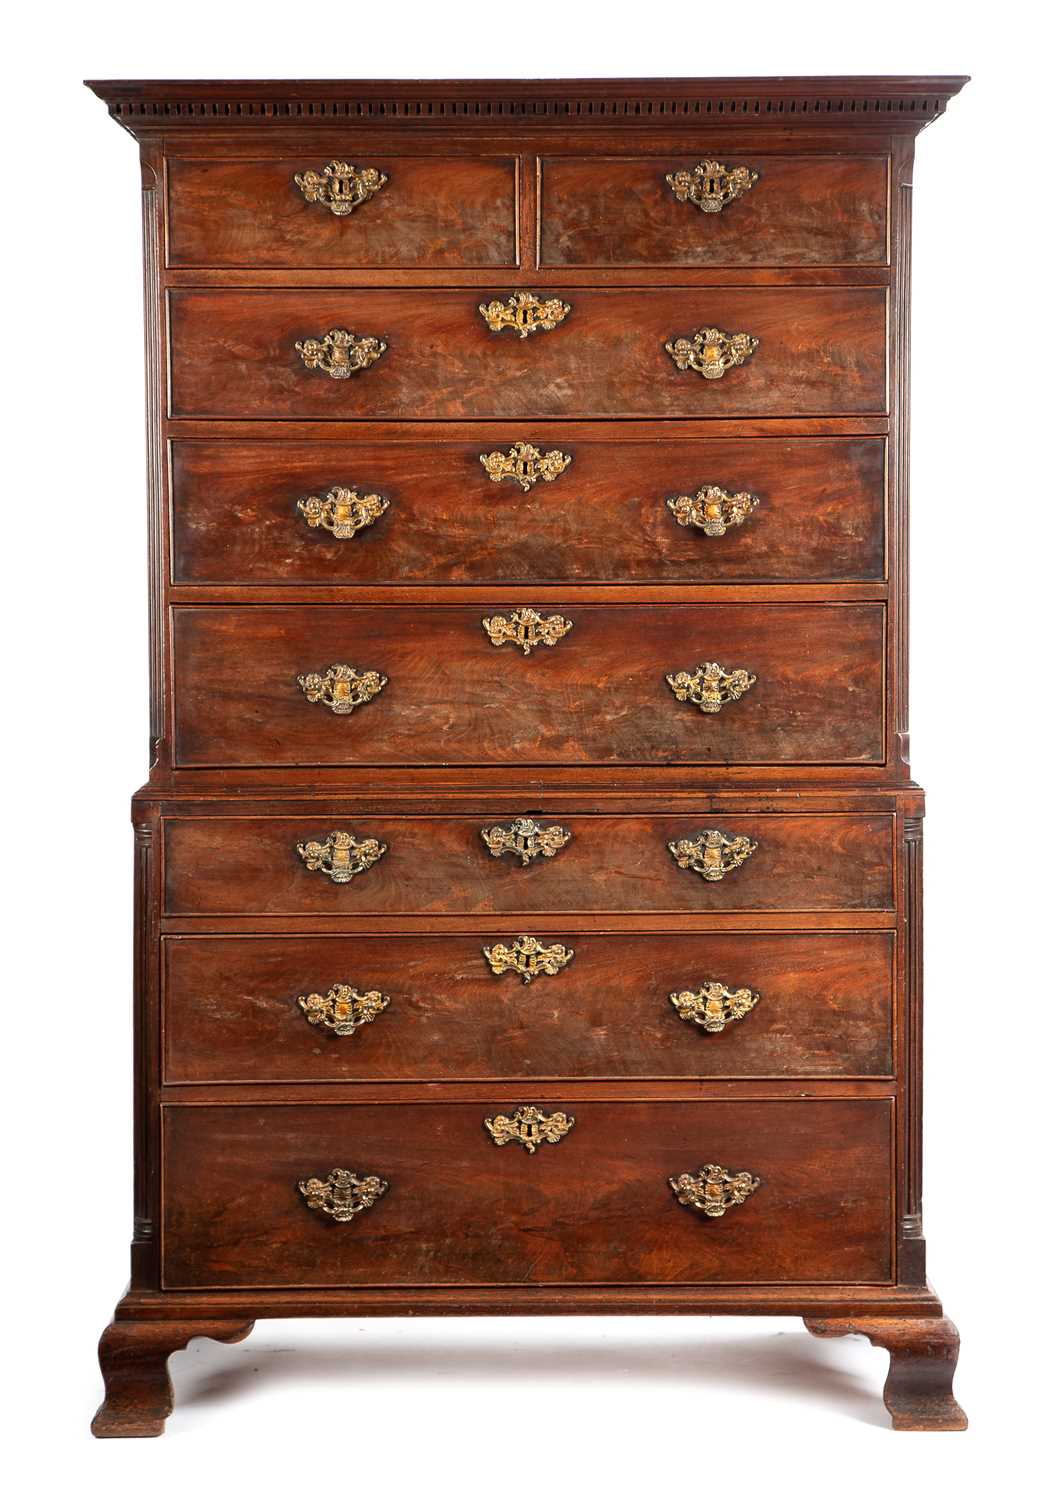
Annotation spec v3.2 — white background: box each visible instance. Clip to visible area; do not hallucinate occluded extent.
[4,1,1059,1490]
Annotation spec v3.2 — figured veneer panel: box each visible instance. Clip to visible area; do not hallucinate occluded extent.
[161,1098,894,1288]
[167,286,887,419]
[167,155,518,269]
[162,813,895,916]
[171,603,885,767]
[170,435,886,586]
[540,154,888,267]
[162,930,895,1083]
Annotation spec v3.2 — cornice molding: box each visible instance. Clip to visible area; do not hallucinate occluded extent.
[86,76,969,138]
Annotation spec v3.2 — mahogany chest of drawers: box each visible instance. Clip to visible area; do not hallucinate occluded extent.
[87,75,968,1435]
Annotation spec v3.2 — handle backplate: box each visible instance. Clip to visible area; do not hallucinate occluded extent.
[668,828,758,882]
[666,326,758,380]
[296,830,387,884]
[298,1167,388,1221]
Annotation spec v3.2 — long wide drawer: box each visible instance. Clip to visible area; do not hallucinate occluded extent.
[167,154,519,269]
[168,286,887,419]
[162,930,894,1083]
[163,813,895,916]
[161,1099,894,1287]
[170,435,886,586]
[171,603,885,768]
[539,153,889,268]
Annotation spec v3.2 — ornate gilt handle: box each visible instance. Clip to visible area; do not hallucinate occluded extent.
[669,1163,760,1218]
[296,328,387,379]
[668,828,758,882]
[298,1167,388,1221]
[298,983,390,1037]
[484,1105,575,1153]
[294,161,388,215]
[297,663,388,715]
[298,486,389,539]
[296,830,387,884]
[481,818,571,865]
[666,327,758,380]
[667,484,759,538]
[665,159,759,213]
[670,980,760,1033]
[482,935,574,984]
[482,608,572,654]
[479,291,571,337]
[666,661,757,714]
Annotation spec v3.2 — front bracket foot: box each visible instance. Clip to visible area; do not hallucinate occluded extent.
[92,1318,255,1437]
[805,1315,967,1431]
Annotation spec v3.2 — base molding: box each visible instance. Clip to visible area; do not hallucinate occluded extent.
[93,1288,962,1435]
[114,1283,944,1321]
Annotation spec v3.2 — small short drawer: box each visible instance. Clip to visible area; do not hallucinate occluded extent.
[539,153,889,267]
[171,602,885,768]
[166,154,518,268]
[161,1098,894,1288]
[162,929,895,1084]
[162,812,895,916]
[170,435,886,586]
[168,286,887,420]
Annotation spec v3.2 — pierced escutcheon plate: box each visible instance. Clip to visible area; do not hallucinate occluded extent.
[668,828,758,882]
[667,484,760,538]
[298,983,390,1037]
[298,1167,389,1221]
[482,608,573,654]
[482,935,574,984]
[669,1163,761,1218]
[665,159,759,213]
[296,830,388,884]
[483,1105,575,1153]
[670,980,760,1034]
[480,818,572,865]
[665,326,759,380]
[478,290,572,337]
[479,443,572,492]
[666,660,757,714]
[294,161,388,215]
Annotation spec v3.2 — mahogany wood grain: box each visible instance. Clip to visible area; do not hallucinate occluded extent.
[167,155,518,268]
[161,930,894,1083]
[162,812,895,916]
[171,603,885,767]
[168,286,887,420]
[540,154,888,267]
[170,435,886,586]
[161,1098,894,1288]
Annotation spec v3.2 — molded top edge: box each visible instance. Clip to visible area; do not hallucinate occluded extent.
[85,76,969,138]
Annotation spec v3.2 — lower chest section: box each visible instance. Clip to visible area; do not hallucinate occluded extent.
[161,1097,894,1288]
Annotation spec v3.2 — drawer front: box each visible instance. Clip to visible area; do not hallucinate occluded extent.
[163,814,894,916]
[171,436,886,586]
[163,931,894,1084]
[172,603,885,768]
[161,1099,894,1287]
[169,287,887,419]
[167,155,518,268]
[541,153,888,267]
